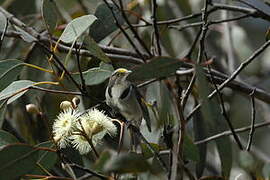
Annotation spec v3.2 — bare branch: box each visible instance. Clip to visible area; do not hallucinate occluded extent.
[195,121,270,145]
[246,89,256,151]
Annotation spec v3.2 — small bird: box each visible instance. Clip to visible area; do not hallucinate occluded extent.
[105,68,151,132]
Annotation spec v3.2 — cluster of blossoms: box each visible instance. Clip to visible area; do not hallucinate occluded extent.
[52,102,117,154]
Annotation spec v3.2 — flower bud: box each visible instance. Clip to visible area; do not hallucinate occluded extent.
[72,97,80,109]
[26,104,40,115]
[60,101,73,110]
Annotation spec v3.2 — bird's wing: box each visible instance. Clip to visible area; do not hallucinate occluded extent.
[132,84,152,132]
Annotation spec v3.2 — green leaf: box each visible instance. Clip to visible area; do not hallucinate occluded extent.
[263,163,270,179]
[0,59,24,91]
[196,65,232,177]
[183,135,199,162]
[31,141,57,174]
[141,143,160,159]
[0,102,7,128]
[0,11,7,32]
[193,110,207,178]
[104,152,151,173]
[73,63,113,86]
[158,82,176,127]
[238,151,259,173]
[0,144,39,179]
[94,150,112,172]
[59,15,97,43]
[0,130,19,149]
[127,56,183,82]
[266,28,270,41]
[215,137,232,177]
[14,26,37,43]
[89,3,124,42]
[84,36,111,63]
[198,176,225,180]
[42,0,58,34]
[0,80,35,104]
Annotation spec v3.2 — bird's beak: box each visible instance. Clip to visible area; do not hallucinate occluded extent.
[126,70,132,74]
[123,70,132,80]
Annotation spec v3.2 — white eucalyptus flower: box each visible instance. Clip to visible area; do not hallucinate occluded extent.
[70,108,117,154]
[53,108,78,148]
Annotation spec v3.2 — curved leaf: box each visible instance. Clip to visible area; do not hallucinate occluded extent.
[104,152,150,173]
[0,102,6,128]
[31,141,57,174]
[89,2,124,42]
[193,110,207,178]
[94,150,112,172]
[60,15,97,43]
[127,56,183,82]
[0,11,7,32]
[0,59,24,91]
[0,130,19,149]
[0,144,39,179]
[84,36,111,63]
[183,135,199,162]
[0,80,35,104]
[73,63,113,85]
[196,65,232,177]
[42,0,58,34]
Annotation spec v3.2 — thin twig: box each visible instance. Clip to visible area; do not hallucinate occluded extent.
[186,39,270,121]
[195,121,270,145]
[238,0,270,18]
[174,76,186,180]
[118,0,152,57]
[38,42,86,95]
[185,28,202,59]
[29,86,82,95]
[75,42,86,92]
[102,0,147,61]
[69,163,108,179]
[24,174,73,180]
[246,89,256,151]
[207,65,243,150]
[77,0,88,14]
[151,0,162,56]
[0,18,8,52]
[128,125,168,173]
[180,29,202,108]
[212,3,270,21]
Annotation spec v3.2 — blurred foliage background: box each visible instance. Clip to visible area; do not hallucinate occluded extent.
[0,0,270,179]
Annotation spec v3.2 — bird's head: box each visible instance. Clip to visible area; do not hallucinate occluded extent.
[110,68,132,85]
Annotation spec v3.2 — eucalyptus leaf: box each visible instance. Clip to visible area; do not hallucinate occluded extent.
[193,110,207,178]
[0,130,19,149]
[0,80,35,104]
[263,163,270,179]
[127,56,183,82]
[0,59,24,91]
[14,26,37,43]
[84,36,111,63]
[89,2,124,42]
[94,150,112,172]
[141,143,160,159]
[72,63,113,86]
[0,144,39,179]
[104,152,151,173]
[183,135,199,162]
[0,102,6,128]
[196,65,232,177]
[0,11,7,32]
[31,141,57,174]
[238,151,259,173]
[42,0,58,34]
[266,28,270,41]
[60,15,97,43]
